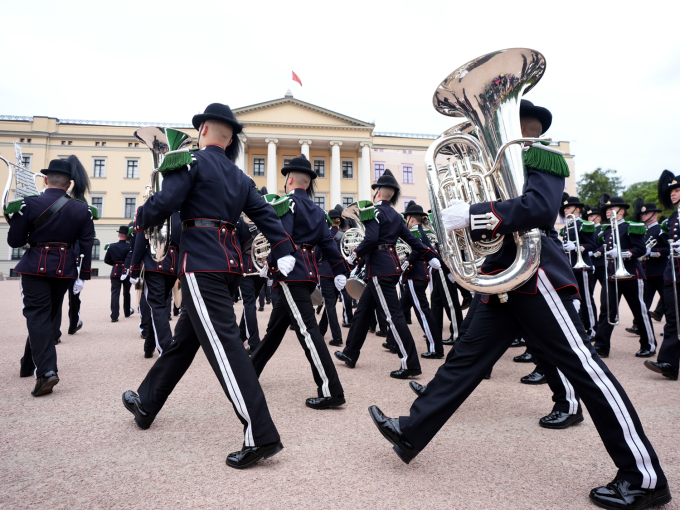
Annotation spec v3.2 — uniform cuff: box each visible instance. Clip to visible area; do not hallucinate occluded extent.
[469,203,501,242]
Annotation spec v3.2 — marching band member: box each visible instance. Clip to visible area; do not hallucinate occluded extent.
[122,103,295,469]
[583,204,606,332]
[6,156,94,396]
[369,100,670,509]
[593,195,656,357]
[334,169,440,378]
[645,170,680,381]
[317,205,345,346]
[105,226,134,322]
[250,155,349,409]
[129,212,182,356]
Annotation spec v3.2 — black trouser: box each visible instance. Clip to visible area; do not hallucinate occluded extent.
[251,281,344,398]
[399,271,666,491]
[339,288,354,324]
[644,275,665,315]
[594,278,656,355]
[658,282,680,369]
[318,277,343,342]
[592,265,606,330]
[406,279,442,354]
[343,275,421,370]
[54,284,82,337]
[400,283,412,323]
[431,270,463,342]
[239,275,266,349]
[144,271,177,355]
[19,275,71,377]
[137,272,279,447]
[258,281,271,308]
[110,277,131,320]
[575,269,597,332]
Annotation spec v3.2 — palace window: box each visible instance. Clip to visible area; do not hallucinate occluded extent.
[125,159,139,179]
[124,197,137,219]
[92,239,101,260]
[11,247,24,260]
[342,160,353,179]
[374,163,385,181]
[21,156,31,170]
[253,158,265,177]
[93,159,106,178]
[402,165,414,184]
[314,159,325,178]
[314,196,326,210]
[91,197,103,218]
[283,159,292,166]
[342,195,354,208]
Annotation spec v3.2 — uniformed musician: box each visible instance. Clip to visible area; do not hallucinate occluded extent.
[335,169,441,378]
[122,103,295,469]
[250,155,349,409]
[6,156,95,396]
[317,205,345,346]
[105,226,134,322]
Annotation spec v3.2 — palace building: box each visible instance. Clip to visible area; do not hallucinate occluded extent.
[0,92,576,277]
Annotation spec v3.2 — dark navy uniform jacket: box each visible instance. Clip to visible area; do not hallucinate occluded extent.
[268,188,348,287]
[236,218,262,276]
[560,218,598,270]
[663,212,679,282]
[130,212,182,278]
[599,219,646,280]
[316,225,339,279]
[135,145,294,275]
[468,169,579,297]
[7,188,95,280]
[354,200,435,279]
[404,224,435,282]
[642,222,668,278]
[105,240,131,278]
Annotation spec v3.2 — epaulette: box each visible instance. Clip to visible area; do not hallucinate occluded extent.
[128,226,134,236]
[356,200,376,222]
[3,195,35,216]
[270,194,292,217]
[627,222,646,235]
[523,143,570,178]
[559,227,565,236]
[661,219,669,235]
[104,244,110,250]
[597,232,604,245]
[410,226,422,239]
[74,198,100,220]
[262,193,280,204]
[158,150,197,174]
[580,221,596,233]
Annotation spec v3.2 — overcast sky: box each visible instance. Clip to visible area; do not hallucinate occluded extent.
[1,1,678,188]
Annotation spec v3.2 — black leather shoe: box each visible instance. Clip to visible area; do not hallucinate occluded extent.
[390,368,422,379]
[461,295,472,310]
[368,327,376,333]
[32,371,59,397]
[421,351,444,359]
[144,352,153,359]
[539,410,584,429]
[342,322,351,328]
[635,348,655,358]
[649,311,662,322]
[316,305,323,315]
[382,343,398,354]
[368,405,419,464]
[111,318,119,323]
[376,330,388,337]
[596,349,609,358]
[405,319,412,325]
[409,381,426,396]
[644,361,679,380]
[329,338,343,347]
[68,320,83,335]
[122,390,156,430]
[442,337,455,346]
[509,338,526,348]
[54,337,61,345]
[128,308,135,316]
[306,394,345,409]
[483,371,491,380]
[513,350,533,363]
[625,325,641,336]
[589,478,671,510]
[520,369,547,385]
[334,351,355,368]
[258,306,264,311]
[226,440,284,469]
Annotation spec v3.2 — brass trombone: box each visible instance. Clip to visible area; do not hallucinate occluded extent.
[604,211,633,325]
[564,214,590,270]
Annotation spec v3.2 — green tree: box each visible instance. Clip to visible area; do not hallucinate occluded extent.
[576,168,624,206]
[622,180,674,219]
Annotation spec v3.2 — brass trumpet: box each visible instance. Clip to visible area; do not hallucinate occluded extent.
[563,214,590,270]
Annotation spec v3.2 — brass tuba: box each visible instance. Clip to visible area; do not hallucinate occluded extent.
[2,142,42,217]
[134,127,192,262]
[426,48,549,301]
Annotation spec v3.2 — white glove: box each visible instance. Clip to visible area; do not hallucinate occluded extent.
[672,240,680,255]
[588,251,594,257]
[130,277,139,285]
[606,246,618,259]
[563,240,576,252]
[73,278,84,294]
[428,258,442,270]
[267,278,273,287]
[645,247,652,258]
[334,274,347,291]
[592,251,602,258]
[347,251,357,266]
[120,270,129,281]
[447,273,456,284]
[650,251,661,258]
[259,265,268,279]
[621,251,632,259]
[442,200,470,232]
[401,261,410,272]
[277,254,296,277]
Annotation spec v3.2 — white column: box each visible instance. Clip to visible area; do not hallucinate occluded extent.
[299,139,312,159]
[265,138,278,193]
[329,141,343,209]
[359,142,372,201]
[235,134,246,173]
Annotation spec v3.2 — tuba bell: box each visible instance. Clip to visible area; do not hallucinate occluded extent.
[134,127,193,263]
[2,142,42,219]
[426,48,549,301]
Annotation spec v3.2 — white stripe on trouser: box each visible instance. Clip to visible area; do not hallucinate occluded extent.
[239,287,250,340]
[373,277,408,370]
[536,271,657,489]
[143,282,163,356]
[439,270,458,340]
[582,270,595,328]
[556,368,579,415]
[186,273,255,446]
[408,280,435,352]
[280,282,330,397]
[637,279,656,350]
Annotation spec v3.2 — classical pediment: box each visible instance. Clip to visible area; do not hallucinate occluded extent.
[234,97,374,130]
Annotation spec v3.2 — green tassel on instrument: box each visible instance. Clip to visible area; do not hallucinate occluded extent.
[524,146,570,178]
[158,151,194,174]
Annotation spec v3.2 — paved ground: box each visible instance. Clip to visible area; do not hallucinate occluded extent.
[0,278,677,509]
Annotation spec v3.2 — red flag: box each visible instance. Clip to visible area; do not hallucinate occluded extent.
[292,71,302,87]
